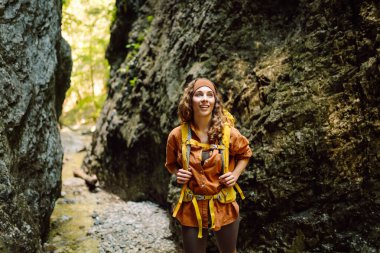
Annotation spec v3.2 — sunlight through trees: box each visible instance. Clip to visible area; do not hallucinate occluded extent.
[61,0,115,126]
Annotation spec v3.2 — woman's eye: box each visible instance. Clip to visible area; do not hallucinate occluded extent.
[194,92,213,97]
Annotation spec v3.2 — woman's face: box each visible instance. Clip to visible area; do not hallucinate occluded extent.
[192,86,215,118]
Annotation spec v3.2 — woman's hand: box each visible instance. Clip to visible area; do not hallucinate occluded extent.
[220,158,249,187]
[176,168,193,184]
[219,172,239,187]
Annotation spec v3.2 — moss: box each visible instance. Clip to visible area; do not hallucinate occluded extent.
[129,76,137,87]
[0,241,11,253]
[288,230,306,252]
[137,32,145,44]
[146,15,154,24]
[126,42,141,51]
[118,13,154,86]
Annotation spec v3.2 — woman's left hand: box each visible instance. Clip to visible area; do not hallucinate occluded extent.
[219,172,238,187]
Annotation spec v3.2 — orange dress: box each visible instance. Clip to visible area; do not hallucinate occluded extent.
[165,123,252,231]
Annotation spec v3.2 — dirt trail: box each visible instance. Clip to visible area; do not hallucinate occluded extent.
[44,127,180,253]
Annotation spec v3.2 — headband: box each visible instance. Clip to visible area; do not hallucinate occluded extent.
[193,78,216,94]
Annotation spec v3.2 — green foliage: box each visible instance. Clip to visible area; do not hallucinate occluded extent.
[110,5,118,25]
[123,39,143,76]
[60,94,107,126]
[126,43,141,51]
[146,15,154,24]
[62,0,71,8]
[60,0,114,126]
[129,77,137,87]
[118,15,154,87]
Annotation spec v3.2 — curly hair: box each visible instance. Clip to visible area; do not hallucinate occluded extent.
[178,78,226,144]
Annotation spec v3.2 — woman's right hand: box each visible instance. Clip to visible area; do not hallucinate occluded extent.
[176,168,193,184]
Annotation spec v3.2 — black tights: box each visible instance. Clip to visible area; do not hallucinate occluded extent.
[181,218,240,253]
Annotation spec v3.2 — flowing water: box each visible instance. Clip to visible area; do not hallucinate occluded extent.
[45,127,100,252]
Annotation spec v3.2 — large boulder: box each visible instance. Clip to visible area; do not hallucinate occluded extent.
[83,0,379,251]
[0,0,71,252]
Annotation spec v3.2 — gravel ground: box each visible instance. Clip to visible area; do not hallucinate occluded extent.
[89,201,180,253]
[46,127,180,253]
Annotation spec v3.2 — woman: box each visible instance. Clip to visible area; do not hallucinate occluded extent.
[165,78,252,253]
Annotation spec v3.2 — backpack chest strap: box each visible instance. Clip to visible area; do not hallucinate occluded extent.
[186,139,225,150]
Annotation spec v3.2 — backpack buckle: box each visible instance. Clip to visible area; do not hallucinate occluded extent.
[210,144,218,150]
[195,195,205,200]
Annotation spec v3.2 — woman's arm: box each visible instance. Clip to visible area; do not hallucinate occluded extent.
[165,128,193,184]
[219,158,249,187]
[165,130,180,174]
[219,127,252,187]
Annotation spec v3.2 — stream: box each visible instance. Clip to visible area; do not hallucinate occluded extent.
[44,127,180,253]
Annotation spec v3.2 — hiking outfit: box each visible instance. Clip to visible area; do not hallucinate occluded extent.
[165,123,252,237]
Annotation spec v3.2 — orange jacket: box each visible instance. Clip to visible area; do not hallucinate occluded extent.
[165,124,252,230]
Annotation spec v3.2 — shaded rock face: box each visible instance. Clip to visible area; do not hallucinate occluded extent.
[0,0,71,252]
[84,0,379,251]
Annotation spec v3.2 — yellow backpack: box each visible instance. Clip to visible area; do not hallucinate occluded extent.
[172,110,245,238]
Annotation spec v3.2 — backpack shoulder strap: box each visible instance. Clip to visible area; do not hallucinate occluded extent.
[221,124,246,200]
[173,123,192,218]
[181,123,192,171]
[223,109,235,126]
[221,124,231,174]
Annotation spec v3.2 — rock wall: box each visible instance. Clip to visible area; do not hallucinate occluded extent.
[83,0,379,251]
[0,0,71,252]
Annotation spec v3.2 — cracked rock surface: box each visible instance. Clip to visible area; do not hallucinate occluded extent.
[0,0,71,251]
[83,0,379,252]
